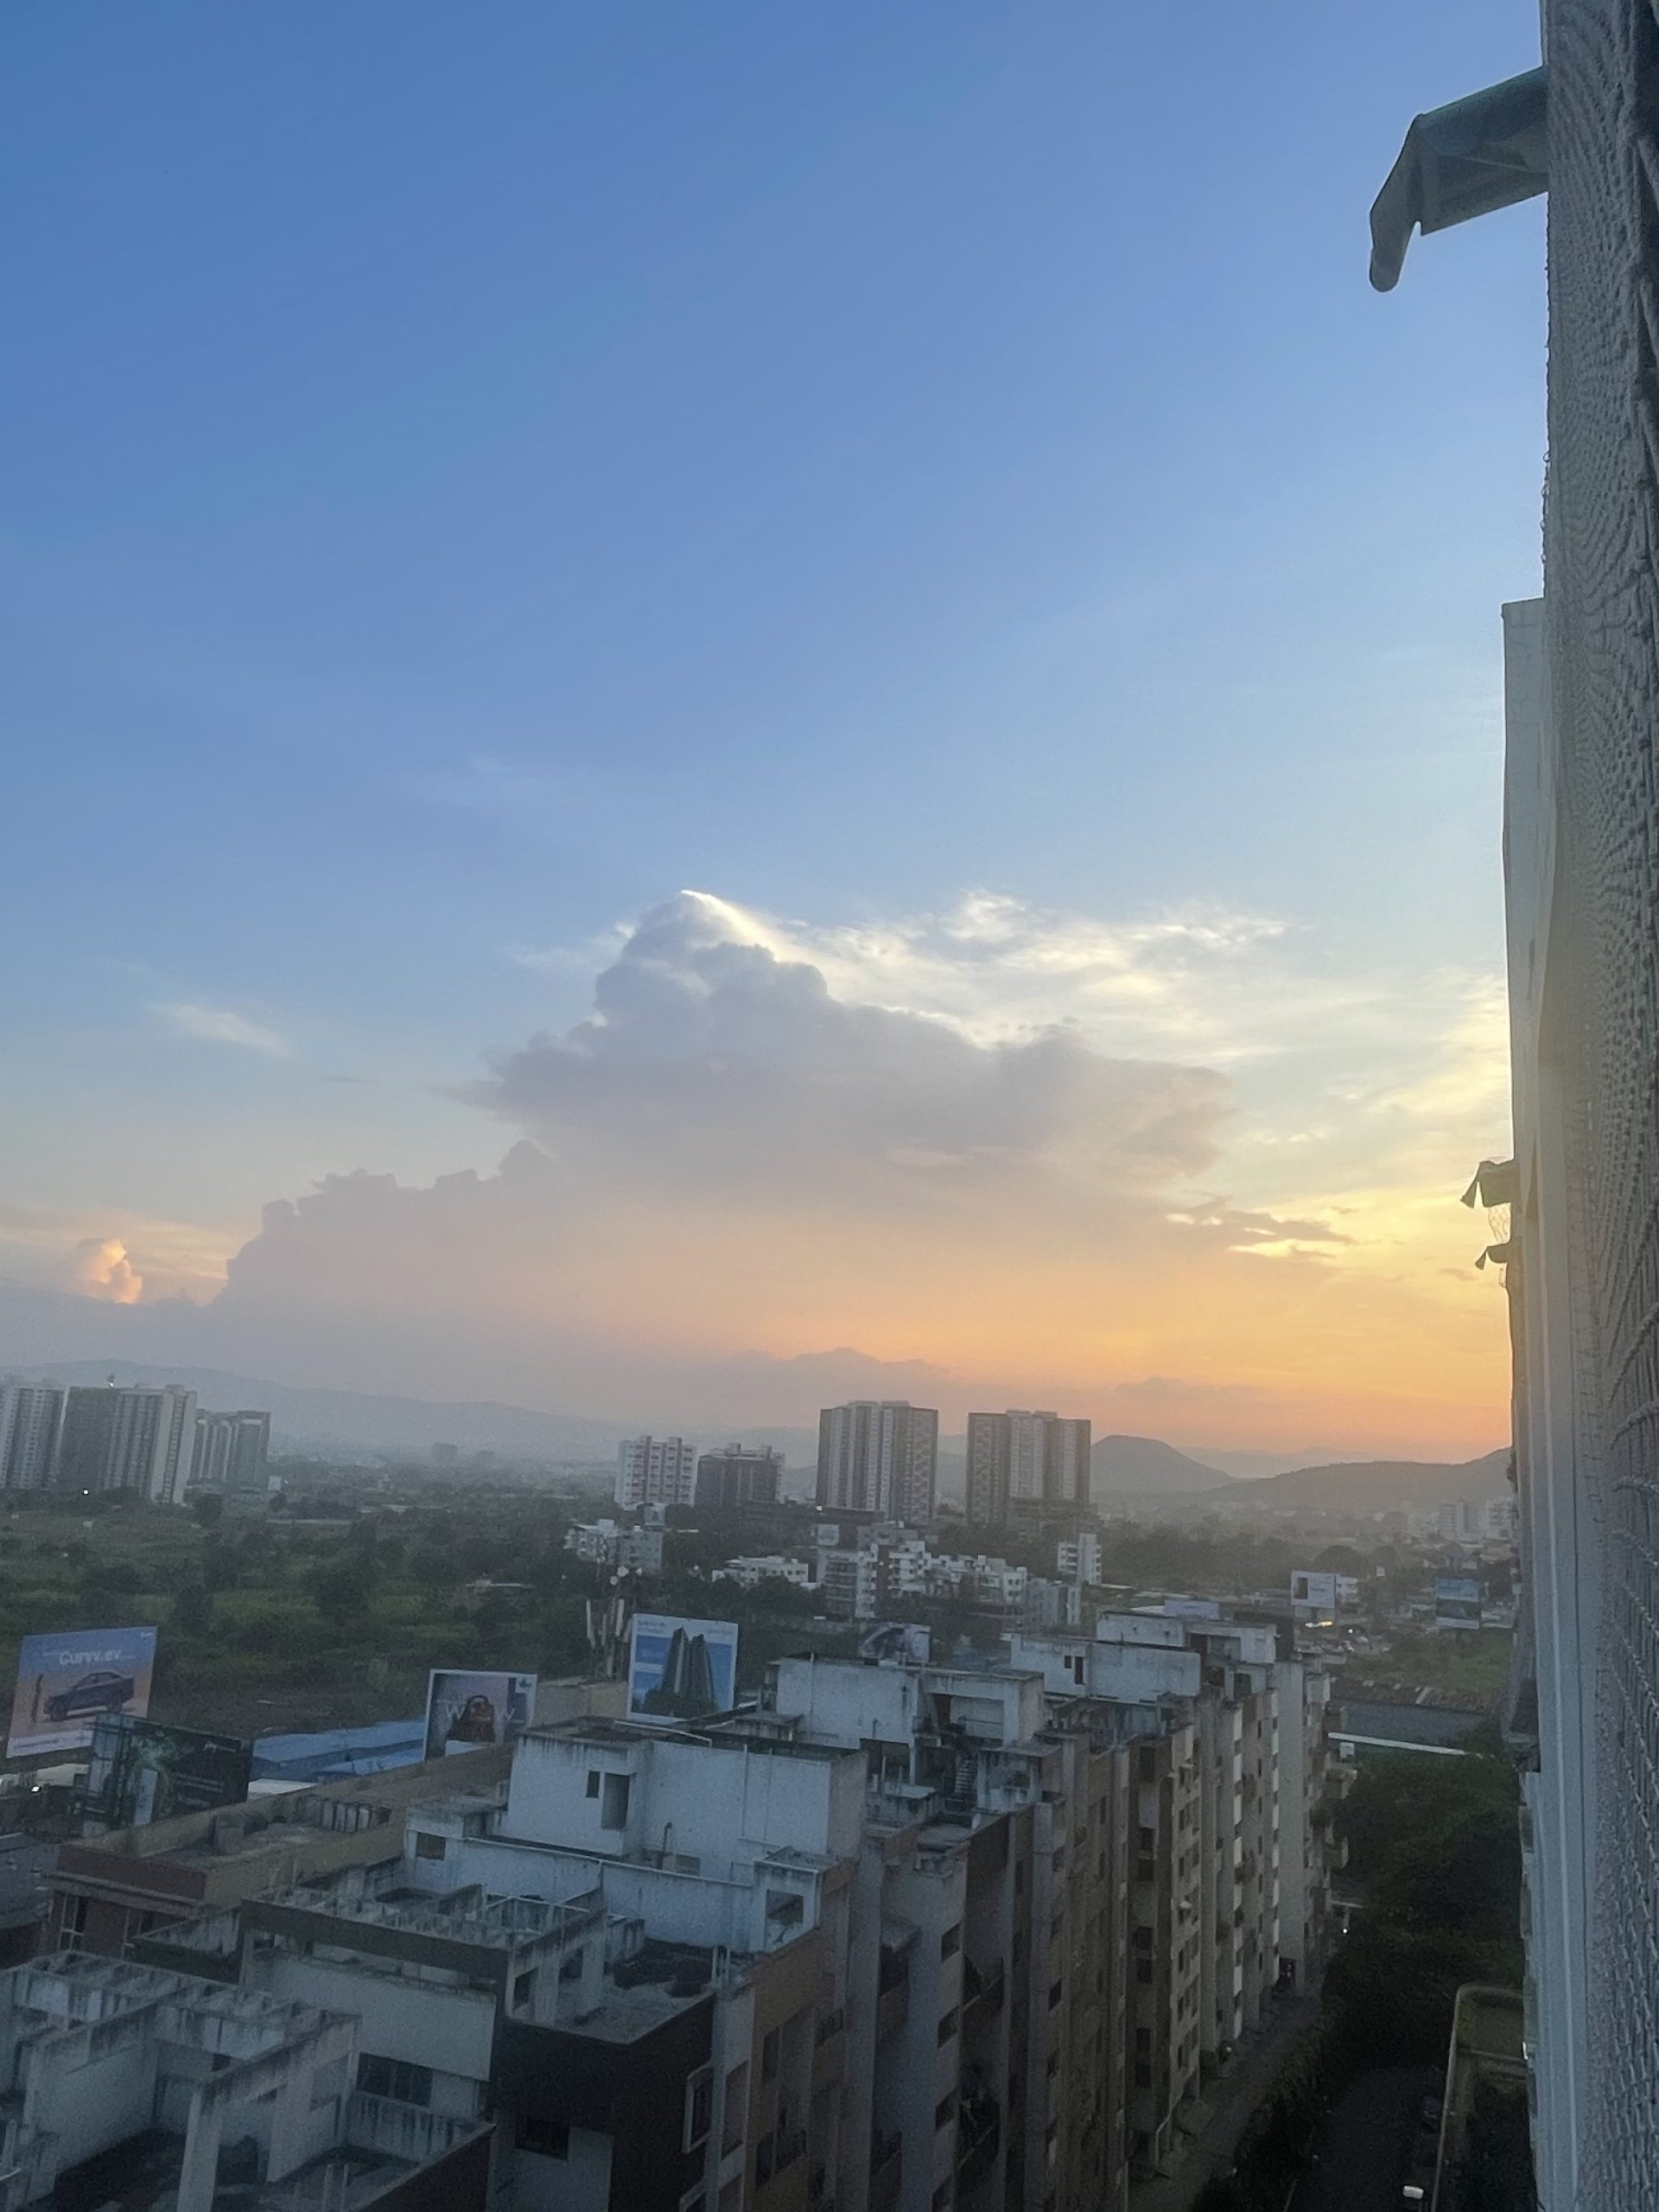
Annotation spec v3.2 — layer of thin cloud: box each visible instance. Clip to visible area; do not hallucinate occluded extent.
[10,888,1510,1454]
[153,1001,289,1056]
[178,888,1505,1452]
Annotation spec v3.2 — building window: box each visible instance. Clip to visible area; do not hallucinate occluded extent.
[512,1968,537,2012]
[517,2113,569,2159]
[586,1770,601,1798]
[1138,1749,1156,1783]
[1136,1960,1153,1986]
[932,2184,953,2210]
[357,2055,433,2107]
[941,1923,961,1958]
[755,2133,775,2187]
[684,2066,714,2151]
[935,2093,957,2130]
[414,1830,446,1861]
[1048,1979,1063,2010]
[722,2063,748,2153]
[601,1772,632,1831]
[761,2028,780,2083]
[60,1895,90,1948]
[938,2009,957,2045]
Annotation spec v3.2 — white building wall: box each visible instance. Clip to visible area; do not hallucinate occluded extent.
[1503,591,1593,2212]
[252,1955,494,2098]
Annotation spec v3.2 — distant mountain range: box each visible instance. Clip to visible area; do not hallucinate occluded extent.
[1090,1434,1229,1496]
[1217,1447,1512,1511]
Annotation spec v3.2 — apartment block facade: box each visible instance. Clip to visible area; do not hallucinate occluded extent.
[615,1435,698,1511]
[696,1445,785,1512]
[0,1383,63,1491]
[817,1403,938,1525]
[964,1414,1090,1530]
[54,1383,198,1502]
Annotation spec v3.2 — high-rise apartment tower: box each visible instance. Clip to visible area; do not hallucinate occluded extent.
[815,1400,938,1522]
[0,1382,65,1490]
[965,1408,1090,1526]
[614,1434,697,1510]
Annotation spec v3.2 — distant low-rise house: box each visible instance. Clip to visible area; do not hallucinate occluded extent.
[710,1554,811,1590]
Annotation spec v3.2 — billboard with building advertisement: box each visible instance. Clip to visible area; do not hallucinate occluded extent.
[1434,1576,1483,1631]
[626,1613,739,1724]
[6,1625,158,1758]
[423,1669,537,1759]
[857,1621,932,1664]
[1290,1572,1339,1615]
[77,1714,252,1834]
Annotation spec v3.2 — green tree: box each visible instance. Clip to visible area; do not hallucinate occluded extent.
[171,1579,216,1638]
[311,1549,378,1631]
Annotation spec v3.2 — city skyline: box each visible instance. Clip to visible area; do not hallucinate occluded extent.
[0,3,1543,1460]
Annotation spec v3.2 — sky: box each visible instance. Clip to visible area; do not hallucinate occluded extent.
[0,3,1546,1457]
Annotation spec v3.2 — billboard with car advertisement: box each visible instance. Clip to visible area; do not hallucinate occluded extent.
[6,1625,158,1758]
[76,1713,252,1834]
[423,1669,537,1759]
[626,1613,739,1724]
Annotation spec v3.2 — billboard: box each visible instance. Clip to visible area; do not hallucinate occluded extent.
[857,1621,931,1664]
[1434,1576,1483,1631]
[423,1669,537,1759]
[1291,1572,1338,1615]
[7,1625,158,1758]
[627,1613,739,1724]
[77,1714,251,1834]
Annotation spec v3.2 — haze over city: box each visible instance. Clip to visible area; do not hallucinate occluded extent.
[1,3,1545,1459]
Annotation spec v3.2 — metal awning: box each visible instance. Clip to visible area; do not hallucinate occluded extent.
[1370,67,1547,291]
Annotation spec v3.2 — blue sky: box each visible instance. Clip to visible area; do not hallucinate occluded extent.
[0,3,1544,1447]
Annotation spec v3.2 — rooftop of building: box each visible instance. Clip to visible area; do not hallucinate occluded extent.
[528,1714,855,1766]
[249,1718,427,1779]
[250,1873,605,1953]
[54,1746,512,1876]
[2,1954,486,2212]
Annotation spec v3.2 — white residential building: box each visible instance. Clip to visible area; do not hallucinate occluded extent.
[54,1383,197,1503]
[816,1402,938,1523]
[565,1518,665,1576]
[711,1554,812,1591]
[0,1383,63,1491]
[613,1435,696,1510]
[192,1408,270,1496]
[0,1952,487,2212]
[1058,1529,1103,1584]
